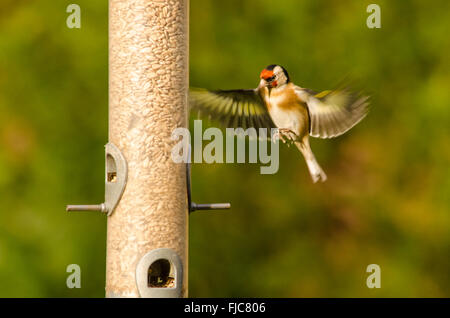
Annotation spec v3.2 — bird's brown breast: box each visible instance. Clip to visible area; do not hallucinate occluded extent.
[267,83,308,112]
[264,83,310,137]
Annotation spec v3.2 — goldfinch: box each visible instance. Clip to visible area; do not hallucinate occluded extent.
[190,64,369,183]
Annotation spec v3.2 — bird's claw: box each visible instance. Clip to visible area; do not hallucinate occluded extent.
[271,130,281,143]
[273,128,298,146]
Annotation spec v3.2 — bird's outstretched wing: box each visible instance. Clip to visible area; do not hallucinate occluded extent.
[296,87,370,139]
[189,88,276,131]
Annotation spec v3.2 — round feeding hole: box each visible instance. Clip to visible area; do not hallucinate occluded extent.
[148,259,175,288]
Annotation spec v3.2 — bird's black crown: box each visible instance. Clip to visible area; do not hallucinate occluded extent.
[265,64,290,83]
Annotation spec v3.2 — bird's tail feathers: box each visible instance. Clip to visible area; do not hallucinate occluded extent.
[295,141,327,183]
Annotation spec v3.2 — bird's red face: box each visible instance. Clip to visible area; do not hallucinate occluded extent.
[260,68,278,88]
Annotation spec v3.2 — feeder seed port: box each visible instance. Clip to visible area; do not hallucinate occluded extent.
[66,142,128,216]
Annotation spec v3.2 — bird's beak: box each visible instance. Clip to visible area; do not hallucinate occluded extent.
[258,78,273,89]
[258,79,272,97]
[258,78,267,89]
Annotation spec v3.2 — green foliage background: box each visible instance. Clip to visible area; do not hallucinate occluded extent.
[0,0,449,297]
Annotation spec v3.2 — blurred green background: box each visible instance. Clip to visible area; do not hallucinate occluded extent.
[0,0,449,297]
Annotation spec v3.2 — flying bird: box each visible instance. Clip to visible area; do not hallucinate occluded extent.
[190,64,369,183]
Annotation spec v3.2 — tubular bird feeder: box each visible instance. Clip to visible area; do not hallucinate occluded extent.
[107,0,190,298]
[67,0,229,298]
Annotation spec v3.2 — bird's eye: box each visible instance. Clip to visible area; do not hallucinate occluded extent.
[266,76,275,82]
